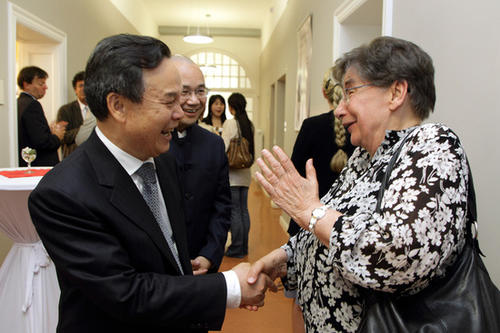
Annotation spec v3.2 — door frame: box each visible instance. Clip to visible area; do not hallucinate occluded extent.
[7,2,67,166]
[333,0,393,61]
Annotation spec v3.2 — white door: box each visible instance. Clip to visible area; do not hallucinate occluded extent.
[17,42,61,123]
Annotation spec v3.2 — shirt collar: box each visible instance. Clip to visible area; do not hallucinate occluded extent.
[21,91,36,100]
[77,99,87,111]
[95,126,155,176]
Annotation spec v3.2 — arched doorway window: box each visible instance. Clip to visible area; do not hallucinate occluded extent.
[189,51,255,120]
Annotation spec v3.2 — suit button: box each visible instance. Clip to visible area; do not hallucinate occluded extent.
[185,193,192,200]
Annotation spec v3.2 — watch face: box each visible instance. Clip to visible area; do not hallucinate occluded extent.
[312,207,326,219]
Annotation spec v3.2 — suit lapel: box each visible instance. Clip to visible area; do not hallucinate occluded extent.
[84,133,183,273]
[155,154,192,274]
[72,101,84,126]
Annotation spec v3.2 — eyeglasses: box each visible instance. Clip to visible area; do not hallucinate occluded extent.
[342,83,373,104]
[180,87,209,99]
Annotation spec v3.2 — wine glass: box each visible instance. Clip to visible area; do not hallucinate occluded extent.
[21,147,37,173]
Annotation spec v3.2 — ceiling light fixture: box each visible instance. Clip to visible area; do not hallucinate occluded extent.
[183,14,213,44]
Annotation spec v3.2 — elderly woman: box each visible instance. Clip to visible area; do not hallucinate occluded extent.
[249,36,469,332]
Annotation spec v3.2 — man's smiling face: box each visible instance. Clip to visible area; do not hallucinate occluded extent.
[173,60,207,132]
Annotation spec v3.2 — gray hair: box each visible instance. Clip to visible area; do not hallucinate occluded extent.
[333,36,435,120]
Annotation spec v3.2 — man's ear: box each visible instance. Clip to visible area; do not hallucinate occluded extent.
[106,92,126,122]
[388,80,409,111]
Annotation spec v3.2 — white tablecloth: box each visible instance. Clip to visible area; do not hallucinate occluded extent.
[0,168,59,333]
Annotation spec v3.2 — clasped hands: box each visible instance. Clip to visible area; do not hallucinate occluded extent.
[231,247,288,311]
[50,120,68,141]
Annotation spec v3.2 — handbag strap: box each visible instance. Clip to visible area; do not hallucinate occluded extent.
[375,127,480,247]
[375,128,417,213]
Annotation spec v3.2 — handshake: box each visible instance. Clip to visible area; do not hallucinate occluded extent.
[230,249,288,310]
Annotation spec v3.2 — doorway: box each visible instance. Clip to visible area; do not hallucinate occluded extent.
[7,3,67,166]
[333,0,393,61]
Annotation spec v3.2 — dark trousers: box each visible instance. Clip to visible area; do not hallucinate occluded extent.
[226,186,250,257]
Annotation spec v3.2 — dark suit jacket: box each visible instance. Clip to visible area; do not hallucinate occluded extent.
[17,92,60,166]
[29,132,227,333]
[288,110,355,236]
[167,124,231,272]
[57,100,84,158]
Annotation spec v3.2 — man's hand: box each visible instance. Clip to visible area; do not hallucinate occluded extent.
[51,121,68,141]
[231,262,277,311]
[191,256,211,275]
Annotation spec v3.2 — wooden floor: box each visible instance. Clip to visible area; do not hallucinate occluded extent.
[214,181,294,333]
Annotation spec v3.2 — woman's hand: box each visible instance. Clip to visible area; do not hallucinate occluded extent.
[255,146,321,229]
[247,248,288,284]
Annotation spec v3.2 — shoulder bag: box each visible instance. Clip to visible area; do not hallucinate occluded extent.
[357,129,500,333]
[227,120,253,169]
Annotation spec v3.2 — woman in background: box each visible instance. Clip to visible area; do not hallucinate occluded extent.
[201,94,227,136]
[222,92,255,258]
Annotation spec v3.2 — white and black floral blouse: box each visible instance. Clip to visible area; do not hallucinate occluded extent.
[283,123,469,332]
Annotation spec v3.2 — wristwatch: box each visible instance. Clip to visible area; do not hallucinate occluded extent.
[308,205,328,233]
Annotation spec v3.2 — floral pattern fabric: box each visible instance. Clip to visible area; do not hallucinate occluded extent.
[283,123,469,332]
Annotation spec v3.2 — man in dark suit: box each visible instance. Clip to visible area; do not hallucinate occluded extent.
[28,34,274,333]
[17,66,66,166]
[167,56,231,274]
[56,71,92,158]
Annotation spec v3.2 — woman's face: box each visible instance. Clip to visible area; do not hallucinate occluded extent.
[334,66,391,155]
[211,98,225,117]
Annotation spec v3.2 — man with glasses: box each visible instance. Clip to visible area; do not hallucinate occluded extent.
[165,56,231,275]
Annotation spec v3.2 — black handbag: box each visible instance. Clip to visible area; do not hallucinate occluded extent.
[357,130,500,333]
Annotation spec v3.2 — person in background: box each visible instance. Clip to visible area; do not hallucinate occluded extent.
[201,94,227,136]
[286,67,356,332]
[249,36,470,332]
[167,55,231,274]
[29,34,274,333]
[56,71,90,158]
[222,92,254,258]
[17,66,66,166]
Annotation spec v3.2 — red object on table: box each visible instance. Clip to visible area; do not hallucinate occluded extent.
[0,168,51,178]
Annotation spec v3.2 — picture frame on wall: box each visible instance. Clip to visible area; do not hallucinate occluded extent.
[294,14,312,131]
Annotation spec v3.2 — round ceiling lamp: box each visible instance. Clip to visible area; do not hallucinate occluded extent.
[184,13,213,44]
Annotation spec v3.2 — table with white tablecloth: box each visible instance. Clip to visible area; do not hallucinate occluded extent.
[0,168,60,333]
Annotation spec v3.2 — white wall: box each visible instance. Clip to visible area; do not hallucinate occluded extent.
[340,25,380,55]
[392,0,500,286]
[109,0,158,37]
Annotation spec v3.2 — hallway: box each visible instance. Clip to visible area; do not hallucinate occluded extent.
[216,181,293,332]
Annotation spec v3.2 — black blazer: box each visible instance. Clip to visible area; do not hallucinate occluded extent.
[29,132,227,333]
[288,110,355,236]
[167,124,231,272]
[57,100,84,158]
[17,92,60,166]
